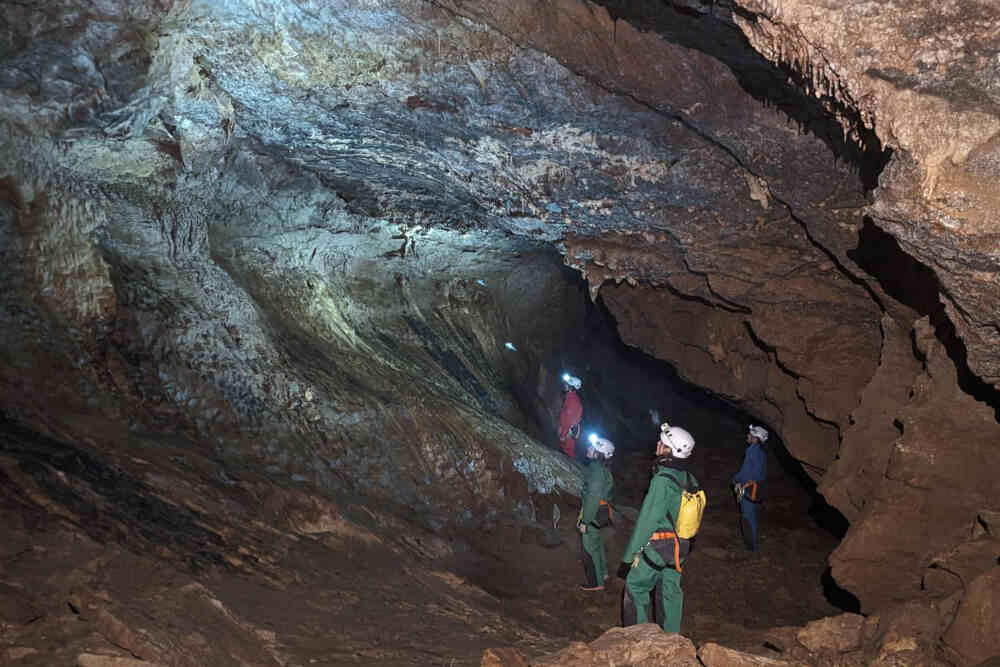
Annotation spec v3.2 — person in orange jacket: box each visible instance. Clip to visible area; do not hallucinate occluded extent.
[558,374,583,458]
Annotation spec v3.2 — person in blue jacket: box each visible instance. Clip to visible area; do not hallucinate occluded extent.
[732,425,768,552]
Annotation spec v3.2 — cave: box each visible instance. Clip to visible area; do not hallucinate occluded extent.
[2,0,999,666]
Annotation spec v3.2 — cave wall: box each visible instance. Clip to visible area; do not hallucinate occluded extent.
[0,151,591,529]
[732,0,1000,386]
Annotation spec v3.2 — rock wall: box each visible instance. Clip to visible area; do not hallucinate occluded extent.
[0,150,589,529]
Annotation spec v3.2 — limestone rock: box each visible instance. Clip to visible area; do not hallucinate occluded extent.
[481,647,530,667]
[731,0,1000,387]
[533,624,698,666]
[796,613,865,653]
[698,642,804,666]
[862,600,952,666]
[830,319,1000,609]
[942,568,1000,666]
[77,655,164,667]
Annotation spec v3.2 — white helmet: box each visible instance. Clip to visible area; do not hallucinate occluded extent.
[561,373,582,390]
[748,425,769,443]
[659,423,695,459]
[588,434,615,458]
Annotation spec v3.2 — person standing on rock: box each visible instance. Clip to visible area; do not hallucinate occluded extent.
[578,434,615,591]
[621,423,698,633]
[557,373,583,458]
[732,425,768,552]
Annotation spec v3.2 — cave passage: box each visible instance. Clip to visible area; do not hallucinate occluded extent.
[452,269,858,649]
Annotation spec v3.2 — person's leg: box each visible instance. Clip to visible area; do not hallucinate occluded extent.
[593,530,608,582]
[741,499,759,551]
[580,531,603,589]
[623,559,657,625]
[658,568,684,633]
[740,499,758,551]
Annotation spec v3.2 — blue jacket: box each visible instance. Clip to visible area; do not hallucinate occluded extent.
[732,443,766,485]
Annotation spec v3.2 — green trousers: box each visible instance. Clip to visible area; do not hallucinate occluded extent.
[581,527,608,585]
[623,558,684,633]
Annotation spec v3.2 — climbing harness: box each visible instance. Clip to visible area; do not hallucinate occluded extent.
[734,480,759,503]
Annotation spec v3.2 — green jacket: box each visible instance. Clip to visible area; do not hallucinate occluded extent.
[622,462,698,562]
[580,460,614,526]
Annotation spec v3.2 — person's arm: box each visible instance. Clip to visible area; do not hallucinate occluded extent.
[580,464,600,525]
[622,476,666,562]
[558,399,571,439]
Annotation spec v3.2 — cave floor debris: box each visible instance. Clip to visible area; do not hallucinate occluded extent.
[1,418,842,666]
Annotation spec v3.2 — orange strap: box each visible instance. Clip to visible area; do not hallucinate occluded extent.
[745,481,759,501]
[597,500,613,523]
[649,531,683,573]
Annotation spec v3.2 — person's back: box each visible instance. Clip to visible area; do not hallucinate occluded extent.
[578,436,615,590]
[558,374,583,457]
[622,423,697,633]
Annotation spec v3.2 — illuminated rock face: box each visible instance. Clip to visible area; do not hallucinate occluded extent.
[1,0,998,621]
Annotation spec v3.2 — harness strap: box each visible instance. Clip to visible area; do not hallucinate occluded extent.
[744,480,759,501]
[648,531,683,573]
[589,499,613,527]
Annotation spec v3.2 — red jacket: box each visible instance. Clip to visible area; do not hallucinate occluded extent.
[558,390,583,440]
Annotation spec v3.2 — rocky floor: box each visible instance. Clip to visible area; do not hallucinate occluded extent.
[0,412,847,666]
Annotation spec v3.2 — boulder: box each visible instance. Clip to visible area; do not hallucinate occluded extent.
[532,624,698,666]
[698,642,804,666]
[481,646,530,667]
[796,613,865,653]
[942,567,1000,666]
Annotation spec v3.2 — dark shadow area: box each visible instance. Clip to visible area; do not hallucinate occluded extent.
[822,567,861,613]
[849,217,1000,420]
[767,434,851,540]
[561,287,853,518]
[0,415,227,571]
[569,292,746,455]
[591,0,892,191]
[848,217,940,315]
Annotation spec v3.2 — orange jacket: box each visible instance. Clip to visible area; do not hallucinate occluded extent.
[558,390,583,439]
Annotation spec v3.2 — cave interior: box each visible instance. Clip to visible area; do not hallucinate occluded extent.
[2,0,1000,665]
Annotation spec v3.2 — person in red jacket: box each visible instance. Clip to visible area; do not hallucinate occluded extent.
[558,374,583,458]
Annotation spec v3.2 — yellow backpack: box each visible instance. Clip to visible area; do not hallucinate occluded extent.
[660,471,706,539]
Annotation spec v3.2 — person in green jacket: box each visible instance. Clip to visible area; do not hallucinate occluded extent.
[621,422,698,633]
[578,434,615,591]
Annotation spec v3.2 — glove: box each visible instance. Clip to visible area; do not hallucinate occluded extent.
[578,523,587,534]
[631,554,640,569]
